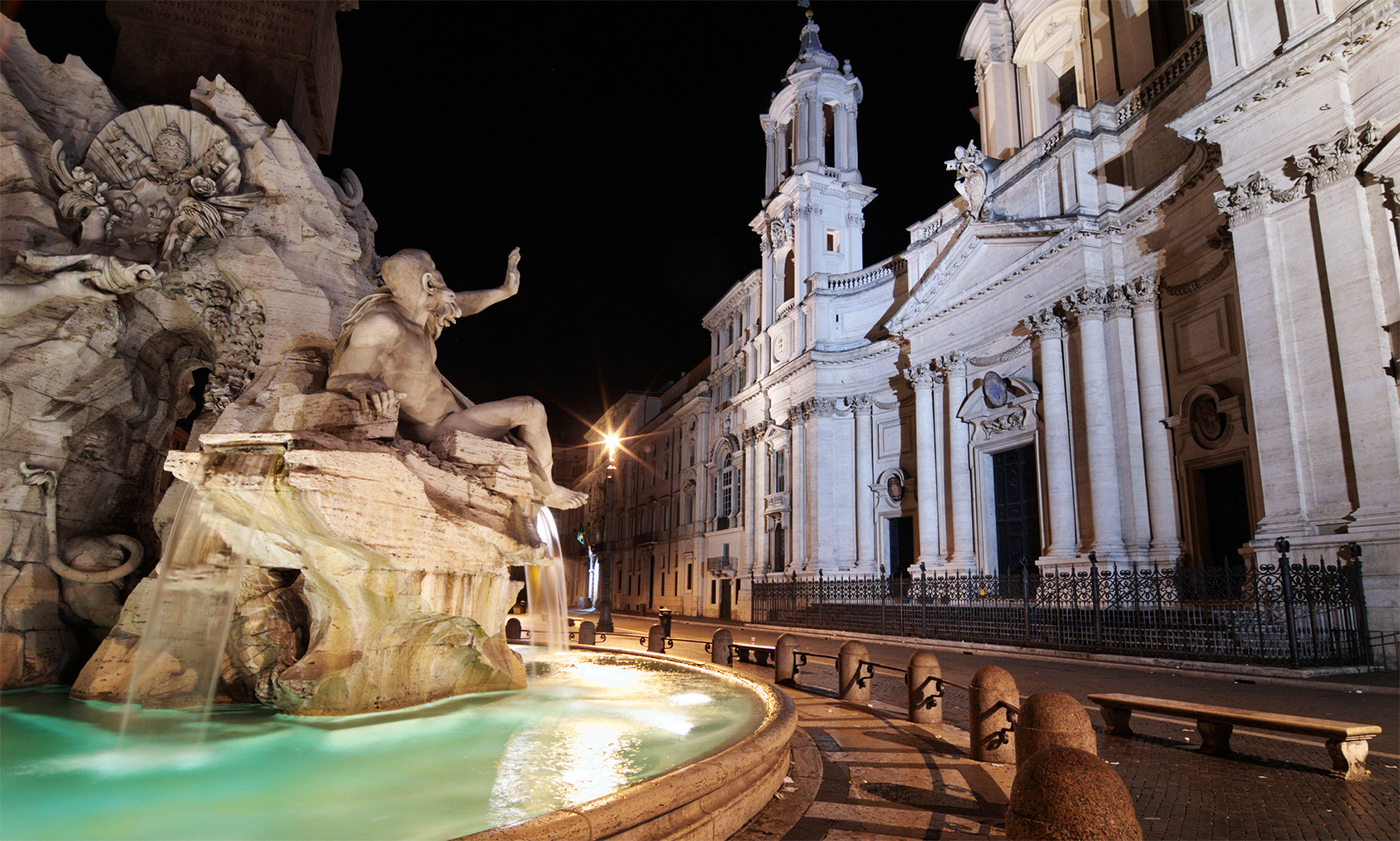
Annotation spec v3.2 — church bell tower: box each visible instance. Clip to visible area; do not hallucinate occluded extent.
[753,11,876,332]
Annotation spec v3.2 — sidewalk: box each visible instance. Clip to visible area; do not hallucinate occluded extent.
[576,610,1400,841]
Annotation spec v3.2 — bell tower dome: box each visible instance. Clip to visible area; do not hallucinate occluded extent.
[753,11,876,331]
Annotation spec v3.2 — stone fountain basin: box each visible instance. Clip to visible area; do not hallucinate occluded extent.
[465,647,796,841]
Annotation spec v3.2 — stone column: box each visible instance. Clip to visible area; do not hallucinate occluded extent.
[753,426,770,571]
[764,124,777,196]
[807,93,824,166]
[791,407,808,569]
[1023,310,1077,558]
[1125,277,1183,565]
[904,363,942,566]
[853,394,875,570]
[795,93,810,164]
[941,353,976,568]
[1308,174,1400,533]
[1064,288,1125,562]
[833,103,849,170]
[1105,287,1150,564]
[742,426,758,574]
[846,104,859,172]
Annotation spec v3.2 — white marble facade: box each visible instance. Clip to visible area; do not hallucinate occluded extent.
[566,2,1398,639]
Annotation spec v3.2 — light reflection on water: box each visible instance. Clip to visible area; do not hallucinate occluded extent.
[1,650,762,841]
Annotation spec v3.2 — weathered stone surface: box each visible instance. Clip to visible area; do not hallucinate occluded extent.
[969,664,1018,763]
[1015,690,1098,764]
[0,630,24,686]
[3,563,63,631]
[430,430,534,499]
[1005,746,1142,841]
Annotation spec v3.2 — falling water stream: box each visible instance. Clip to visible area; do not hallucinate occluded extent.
[119,447,280,740]
[528,508,569,653]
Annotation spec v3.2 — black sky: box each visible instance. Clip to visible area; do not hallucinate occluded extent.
[9,1,979,445]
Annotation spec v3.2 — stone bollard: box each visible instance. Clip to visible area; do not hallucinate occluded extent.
[969,665,1018,764]
[647,624,666,653]
[906,650,942,724]
[774,634,799,685]
[505,617,522,642]
[1015,691,1097,765]
[837,640,870,705]
[1005,746,1142,840]
[577,620,596,646]
[711,628,733,666]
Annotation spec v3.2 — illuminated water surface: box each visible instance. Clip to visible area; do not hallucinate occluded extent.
[1,649,763,840]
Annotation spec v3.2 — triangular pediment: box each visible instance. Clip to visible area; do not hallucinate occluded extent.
[887,220,1070,334]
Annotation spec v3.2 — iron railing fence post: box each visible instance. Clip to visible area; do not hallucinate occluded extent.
[1349,543,1370,666]
[818,568,825,630]
[1090,552,1102,649]
[1022,559,1031,644]
[920,563,928,640]
[1276,537,1299,668]
[880,567,887,637]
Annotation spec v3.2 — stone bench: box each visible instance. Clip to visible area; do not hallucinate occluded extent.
[732,643,776,667]
[1087,692,1382,780]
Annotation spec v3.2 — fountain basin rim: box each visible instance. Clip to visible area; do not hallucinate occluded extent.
[461,645,797,841]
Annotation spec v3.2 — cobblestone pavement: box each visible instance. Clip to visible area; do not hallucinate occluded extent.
[584,611,1399,841]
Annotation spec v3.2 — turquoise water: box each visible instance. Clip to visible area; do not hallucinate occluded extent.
[1,650,763,841]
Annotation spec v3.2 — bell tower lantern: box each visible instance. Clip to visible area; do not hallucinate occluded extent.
[753,11,875,331]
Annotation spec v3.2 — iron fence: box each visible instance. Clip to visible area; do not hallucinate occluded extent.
[750,546,1372,668]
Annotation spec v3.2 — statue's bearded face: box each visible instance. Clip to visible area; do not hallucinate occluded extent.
[420,271,462,340]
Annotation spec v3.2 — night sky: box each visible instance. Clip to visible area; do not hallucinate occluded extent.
[9,1,979,445]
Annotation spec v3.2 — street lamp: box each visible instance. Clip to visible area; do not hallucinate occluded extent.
[597,432,620,633]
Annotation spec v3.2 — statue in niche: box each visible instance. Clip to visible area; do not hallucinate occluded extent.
[327,248,586,510]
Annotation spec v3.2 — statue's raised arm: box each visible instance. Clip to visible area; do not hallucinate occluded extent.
[328,248,585,510]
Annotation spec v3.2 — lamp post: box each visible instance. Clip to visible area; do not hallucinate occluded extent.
[597,433,620,633]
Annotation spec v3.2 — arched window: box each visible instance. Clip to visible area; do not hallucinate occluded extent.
[1013,0,1088,140]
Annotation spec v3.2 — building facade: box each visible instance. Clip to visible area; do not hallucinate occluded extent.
[564,1,1399,647]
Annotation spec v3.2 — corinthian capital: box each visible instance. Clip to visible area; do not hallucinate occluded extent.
[936,350,968,377]
[1023,308,1065,340]
[1062,287,1108,319]
[1292,121,1383,191]
[1213,171,1302,226]
[902,362,938,390]
[1124,275,1159,311]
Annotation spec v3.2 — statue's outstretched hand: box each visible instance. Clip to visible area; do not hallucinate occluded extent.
[502,247,521,297]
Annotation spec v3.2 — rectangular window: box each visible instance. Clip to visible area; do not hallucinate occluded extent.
[661,575,665,596]
[687,563,693,590]
[1057,67,1077,114]
[774,450,787,493]
[710,580,716,605]
[826,230,839,252]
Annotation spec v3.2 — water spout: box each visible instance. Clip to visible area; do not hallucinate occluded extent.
[120,447,281,740]
[528,508,569,654]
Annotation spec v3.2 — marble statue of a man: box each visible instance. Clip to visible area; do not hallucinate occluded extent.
[327,248,586,510]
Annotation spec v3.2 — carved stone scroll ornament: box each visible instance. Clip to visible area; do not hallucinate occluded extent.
[981,406,1027,436]
[19,463,142,585]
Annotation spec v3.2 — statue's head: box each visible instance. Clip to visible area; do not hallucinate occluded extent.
[381,249,462,339]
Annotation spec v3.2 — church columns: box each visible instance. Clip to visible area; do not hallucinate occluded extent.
[833,103,849,170]
[1064,288,1126,562]
[763,123,778,196]
[852,394,875,570]
[904,363,943,566]
[795,92,812,164]
[1023,310,1077,559]
[790,410,807,569]
[1308,175,1400,532]
[806,93,824,166]
[939,353,976,567]
[742,426,759,574]
[845,104,859,172]
[1105,288,1151,563]
[1126,277,1183,565]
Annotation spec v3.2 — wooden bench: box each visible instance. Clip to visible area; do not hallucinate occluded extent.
[732,643,776,667]
[1087,692,1382,780]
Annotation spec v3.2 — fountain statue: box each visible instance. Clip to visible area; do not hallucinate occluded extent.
[0,15,579,715]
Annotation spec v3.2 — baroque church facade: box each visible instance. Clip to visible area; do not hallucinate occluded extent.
[558,0,1399,644]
